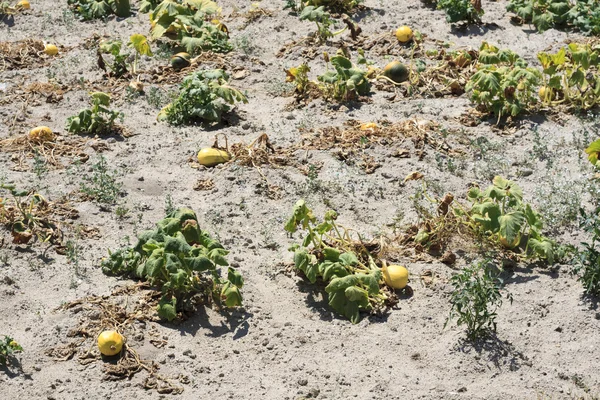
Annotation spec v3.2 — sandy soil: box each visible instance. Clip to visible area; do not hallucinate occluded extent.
[1,0,600,399]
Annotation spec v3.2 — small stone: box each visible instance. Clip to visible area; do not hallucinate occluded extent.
[298,378,308,386]
[520,168,534,177]
[241,122,251,130]
[106,137,116,144]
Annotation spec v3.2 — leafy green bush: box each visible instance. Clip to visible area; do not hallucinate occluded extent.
[446,261,511,340]
[507,0,600,35]
[67,0,130,20]
[98,35,153,77]
[436,0,484,23]
[466,42,541,119]
[455,176,556,262]
[538,43,600,110]
[101,208,244,321]
[317,52,370,101]
[284,0,362,13]
[0,336,22,366]
[159,69,248,126]
[148,0,231,54]
[285,200,389,324]
[66,92,123,135]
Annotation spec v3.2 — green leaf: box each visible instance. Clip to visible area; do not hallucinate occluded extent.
[184,0,219,13]
[299,5,328,22]
[164,253,182,272]
[345,285,369,304]
[498,211,525,245]
[325,275,359,293]
[339,252,358,267]
[221,282,243,307]
[90,92,111,106]
[186,255,213,271]
[323,247,340,262]
[331,55,353,70]
[285,199,314,233]
[157,296,178,321]
[164,233,192,255]
[569,70,585,87]
[585,139,600,165]
[227,267,244,288]
[529,238,554,264]
[471,201,502,232]
[170,268,188,286]
[157,217,182,235]
[357,270,381,295]
[128,34,152,56]
[294,249,319,283]
[327,289,361,324]
[321,262,349,281]
[90,0,111,19]
[99,40,122,56]
[145,248,165,277]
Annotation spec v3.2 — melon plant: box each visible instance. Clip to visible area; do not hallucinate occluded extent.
[285,200,395,324]
[101,208,244,321]
[159,69,248,126]
[317,52,370,101]
[67,0,130,20]
[455,176,555,262]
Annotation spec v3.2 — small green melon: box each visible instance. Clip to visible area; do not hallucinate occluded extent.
[383,61,409,84]
[170,52,191,71]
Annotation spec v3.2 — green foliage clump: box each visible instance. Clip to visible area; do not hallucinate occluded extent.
[0,336,22,366]
[284,0,362,13]
[98,35,152,77]
[148,0,231,54]
[507,0,600,35]
[436,0,484,23]
[456,176,556,263]
[159,69,248,126]
[101,208,244,321]
[67,0,130,20]
[446,261,511,340]
[466,42,541,120]
[66,92,123,135]
[537,43,600,110]
[317,51,370,101]
[285,200,390,324]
